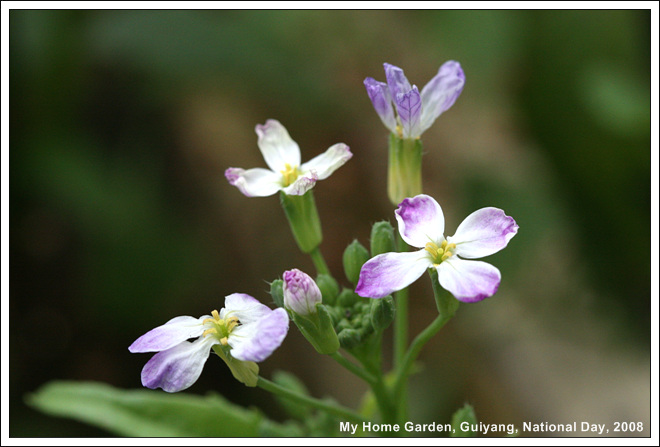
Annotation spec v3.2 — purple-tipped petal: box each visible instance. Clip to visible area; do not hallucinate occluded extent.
[395,194,445,248]
[140,336,218,392]
[436,258,501,303]
[364,77,397,133]
[223,293,273,325]
[355,250,431,299]
[384,63,412,104]
[301,143,352,181]
[449,207,518,259]
[128,316,207,353]
[282,173,317,196]
[419,60,465,134]
[255,119,301,172]
[229,308,289,362]
[396,86,422,138]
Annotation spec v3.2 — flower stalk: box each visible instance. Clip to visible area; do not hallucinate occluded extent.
[388,134,423,206]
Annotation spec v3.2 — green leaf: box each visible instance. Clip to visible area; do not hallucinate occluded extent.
[26,380,288,437]
[450,403,478,437]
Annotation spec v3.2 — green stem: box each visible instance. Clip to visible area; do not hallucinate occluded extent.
[257,377,367,423]
[392,269,458,423]
[309,246,330,276]
[331,351,397,425]
[393,230,409,421]
[330,351,377,384]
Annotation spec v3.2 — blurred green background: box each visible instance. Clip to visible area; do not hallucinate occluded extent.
[10,10,650,437]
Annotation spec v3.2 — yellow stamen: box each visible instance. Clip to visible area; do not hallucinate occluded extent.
[425,240,455,265]
[202,328,217,338]
[280,163,300,187]
[220,337,229,346]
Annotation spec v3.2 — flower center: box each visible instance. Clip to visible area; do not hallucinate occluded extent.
[425,240,456,265]
[202,310,240,346]
[280,163,300,187]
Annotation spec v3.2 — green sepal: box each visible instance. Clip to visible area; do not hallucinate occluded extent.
[342,239,370,285]
[280,190,323,253]
[269,279,285,308]
[212,345,259,387]
[387,134,423,206]
[370,220,396,256]
[291,303,339,355]
[450,403,478,437]
[429,268,459,319]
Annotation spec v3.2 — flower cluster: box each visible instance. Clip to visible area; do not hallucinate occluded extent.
[129,60,519,413]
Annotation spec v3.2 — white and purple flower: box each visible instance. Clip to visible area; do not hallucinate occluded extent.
[225,119,352,197]
[129,294,289,392]
[356,194,518,303]
[364,61,465,139]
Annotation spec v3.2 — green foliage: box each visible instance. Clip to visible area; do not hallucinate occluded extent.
[450,403,478,437]
[26,381,292,437]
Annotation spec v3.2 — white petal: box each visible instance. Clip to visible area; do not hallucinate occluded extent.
[128,315,208,353]
[282,173,317,196]
[223,293,273,325]
[395,194,445,248]
[255,119,301,172]
[355,250,432,299]
[449,207,518,258]
[436,257,501,303]
[228,308,289,362]
[300,143,352,181]
[140,336,218,392]
[225,167,282,197]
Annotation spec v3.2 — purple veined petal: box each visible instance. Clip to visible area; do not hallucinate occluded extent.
[448,207,518,259]
[283,268,322,316]
[225,167,283,197]
[140,336,218,392]
[436,257,501,303]
[228,308,289,362]
[355,250,431,299]
[395,194,445,248]
[395,86,422,138]
[300,143,352,181]
[419,60,465,134]
[255,119,301,172]
[128,315,208,353]
[282,173,317,196]
[223,293,274,325]
[364,77,397,134]
[384,63,412,105]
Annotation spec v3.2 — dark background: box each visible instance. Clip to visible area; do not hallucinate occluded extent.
[9,10,650,436]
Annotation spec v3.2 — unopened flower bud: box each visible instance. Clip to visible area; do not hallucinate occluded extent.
[370,220,396,256]
[315,273,340,306]
[343,239,370,285]
[283,269,322,316]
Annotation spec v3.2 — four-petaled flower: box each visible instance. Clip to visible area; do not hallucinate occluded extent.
[129,294,289,392]
[356,194,518,302]
[364,61,465,139]
[225,119,352,197]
